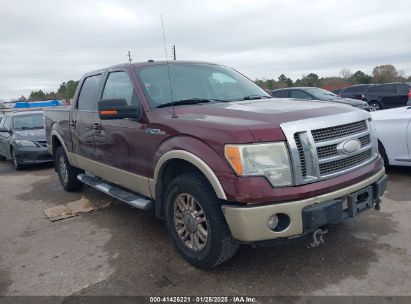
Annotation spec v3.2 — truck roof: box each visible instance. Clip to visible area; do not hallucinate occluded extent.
[85,60,218,76]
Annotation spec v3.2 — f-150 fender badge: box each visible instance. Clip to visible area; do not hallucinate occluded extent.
[146,128,166,135]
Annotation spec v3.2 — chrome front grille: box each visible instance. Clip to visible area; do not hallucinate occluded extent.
[281,111,378,185]
[316,134,371,159]
[312,120,367,142]
[319,150,372,175]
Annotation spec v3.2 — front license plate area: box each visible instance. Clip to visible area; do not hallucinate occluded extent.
[348,186,374,217]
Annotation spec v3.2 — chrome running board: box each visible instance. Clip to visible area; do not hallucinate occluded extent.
[77,174,153,210]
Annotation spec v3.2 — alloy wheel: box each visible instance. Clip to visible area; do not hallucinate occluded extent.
[173,193,208,251]
[59,154,68,185]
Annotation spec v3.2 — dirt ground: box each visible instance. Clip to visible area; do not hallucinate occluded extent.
[0,161,410,297]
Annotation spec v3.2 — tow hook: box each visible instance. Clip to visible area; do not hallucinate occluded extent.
[374,199,381,211]
[309,228,328,248]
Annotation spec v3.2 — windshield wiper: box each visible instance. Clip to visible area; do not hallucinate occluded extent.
[19,126,43,130]
[156,98,213,108]
[242,95,271,100]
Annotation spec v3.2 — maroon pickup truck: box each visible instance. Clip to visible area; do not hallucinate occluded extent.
[44,61,387,269]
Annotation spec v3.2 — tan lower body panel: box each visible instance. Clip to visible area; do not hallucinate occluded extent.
[69,153,153,198]
[222,168,385,242]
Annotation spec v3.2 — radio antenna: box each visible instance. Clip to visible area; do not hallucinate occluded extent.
[161,13,177,118]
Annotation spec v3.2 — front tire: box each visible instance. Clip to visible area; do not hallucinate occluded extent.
[55,146,84,192]
[11,148,25,170]
[165,172,239,269]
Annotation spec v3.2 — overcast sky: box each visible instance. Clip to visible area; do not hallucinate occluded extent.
[1,0,411,100]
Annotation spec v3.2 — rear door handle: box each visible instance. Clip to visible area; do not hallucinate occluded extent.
[70,120,76,127]
[93,122,100,130]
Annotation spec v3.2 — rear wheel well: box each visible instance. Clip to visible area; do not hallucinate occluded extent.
[155,159,214,219]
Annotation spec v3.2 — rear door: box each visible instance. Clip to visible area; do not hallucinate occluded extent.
[379,84,398,109]
[71,74,102,164]
[396,83,410,107]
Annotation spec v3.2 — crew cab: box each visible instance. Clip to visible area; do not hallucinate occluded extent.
[44,61,387,269]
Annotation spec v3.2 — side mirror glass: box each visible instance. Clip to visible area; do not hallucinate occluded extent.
[97,99,140,120]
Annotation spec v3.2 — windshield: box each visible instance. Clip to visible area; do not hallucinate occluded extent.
[13,113,44,130]
[306,88,338,101]
[136,63,270,108]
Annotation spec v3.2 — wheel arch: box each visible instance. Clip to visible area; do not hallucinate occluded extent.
[152,150,227,219]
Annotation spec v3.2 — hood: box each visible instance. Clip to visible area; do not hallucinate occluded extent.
[13,128,46,141]
[156,98,359,142]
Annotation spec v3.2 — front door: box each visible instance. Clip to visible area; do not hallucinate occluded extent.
[0,116,11,158]
[94,70,150,197]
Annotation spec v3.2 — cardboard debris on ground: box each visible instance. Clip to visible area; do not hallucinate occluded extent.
[44,198,97,222]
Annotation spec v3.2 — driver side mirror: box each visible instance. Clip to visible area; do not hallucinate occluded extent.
[97,99,140,120]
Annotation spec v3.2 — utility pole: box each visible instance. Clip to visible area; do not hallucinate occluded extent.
[172,45,176,60]
[127,51,132,63]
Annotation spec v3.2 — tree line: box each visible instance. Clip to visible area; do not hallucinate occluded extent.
[12,64,411,102]
[14,80,79,102]
[255,64,411,90]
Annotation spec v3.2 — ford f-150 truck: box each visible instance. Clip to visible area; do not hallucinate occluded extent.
[44,61,387,269]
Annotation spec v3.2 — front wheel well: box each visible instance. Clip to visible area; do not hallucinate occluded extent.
[378,139,389,166]
[51,135,63,156]
[155,159,215,219]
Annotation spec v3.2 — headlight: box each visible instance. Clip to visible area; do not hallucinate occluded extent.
[14,140,36,147]
[224,142,293,187]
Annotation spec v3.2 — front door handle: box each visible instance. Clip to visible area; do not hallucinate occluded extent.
[70,120,76,127]
[93,122,100,130]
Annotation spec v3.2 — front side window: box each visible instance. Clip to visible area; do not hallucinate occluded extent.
[77,74,101,111]
[0,117,5,128]
[137,63,270,108]
[102,72,139,106]
[290,90,311,99]
[272,90,289,98]
[12,114,44,130]
[4,116,12,130]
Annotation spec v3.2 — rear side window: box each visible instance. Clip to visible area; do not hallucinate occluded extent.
[77,75,101,111]
[102,72,139,106]
[369,84,396,93]
[397,83,410,93]
[380,84,397,93]
[272,90,289,98]
[290,90,311,99]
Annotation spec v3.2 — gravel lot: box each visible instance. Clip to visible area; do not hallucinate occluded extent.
[0,161,410,297]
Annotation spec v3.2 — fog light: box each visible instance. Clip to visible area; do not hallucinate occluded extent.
[267,214,279,230]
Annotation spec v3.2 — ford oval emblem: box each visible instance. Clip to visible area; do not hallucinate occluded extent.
[337,139,361,155]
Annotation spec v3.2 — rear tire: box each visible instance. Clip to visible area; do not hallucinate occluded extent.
[369,101,382,111]
[55,146,84,192]
[164,172,239,269]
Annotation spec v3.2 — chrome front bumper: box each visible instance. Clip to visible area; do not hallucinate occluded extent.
[222,168,386,242]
